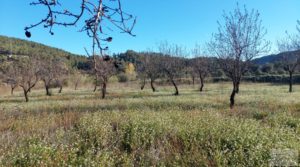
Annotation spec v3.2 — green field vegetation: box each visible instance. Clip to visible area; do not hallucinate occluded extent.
[0,82,299,166]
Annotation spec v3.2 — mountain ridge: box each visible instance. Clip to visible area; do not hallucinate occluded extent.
[1,35,299,66]
[253,50,300,65]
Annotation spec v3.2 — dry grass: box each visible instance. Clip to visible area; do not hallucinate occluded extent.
[0,82,299,166]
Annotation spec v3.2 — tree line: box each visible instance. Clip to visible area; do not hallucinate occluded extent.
[0,37,299,107]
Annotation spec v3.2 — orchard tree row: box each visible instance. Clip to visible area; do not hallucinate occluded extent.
[1,1,299,108]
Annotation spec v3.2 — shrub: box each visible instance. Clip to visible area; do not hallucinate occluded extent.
[253,111,269,120]
[117,73,128,83]
[3,111,299,166]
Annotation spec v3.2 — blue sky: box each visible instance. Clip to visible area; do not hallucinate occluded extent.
[0,0,299,55]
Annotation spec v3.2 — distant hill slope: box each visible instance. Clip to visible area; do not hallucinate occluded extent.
[0,35,77,57]
[253,50,300,65]
[0,35,88,69]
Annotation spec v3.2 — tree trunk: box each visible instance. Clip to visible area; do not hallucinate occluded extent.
[150,78,156,92]
[171,79,179,96]
[11,87,15,95]
[93,77,98,92]
[235,81,240,94]
[75,82,78,90]
[140,78,146,90]
[230,87,236,109]
[289,71,293,93]
[101,82,107,99]
[230,81,239,109]
[192,76,195,85]
[23,89,29,102]
[45,85,51,96]
[140,84,145,90]
[199,75,204,92]
[93,84,97,92]
[58,85,63,93]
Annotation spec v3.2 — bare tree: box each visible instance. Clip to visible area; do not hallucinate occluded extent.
[185,63,194,86]
[39,56,69,95]
[209,4,269,108]
[4,71,18,95]
[191,44,210,92]
[6,79,18,95]
[94,55,116,99]
[70,69,82,91]
[83,58,99,92]
[136,52,161,92]
[191,71,198,85]
[192,58,210,92]
[39,58,53,96]
[53,58,69,93]
[1,62,19,95]
[147,54,161,92]
[159,42,186,96]
[10,56,40,102]
[93,75,99,92]
[135,54,147,90]
[136,69,147,90]
[56,77,66,93]
[56,69,69,94]
[277,23,300,93]
[25,0,136,94]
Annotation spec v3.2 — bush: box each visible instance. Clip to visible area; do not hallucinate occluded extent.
[242,74,300,83]
[117,73,128,83]
[253,111,269,120]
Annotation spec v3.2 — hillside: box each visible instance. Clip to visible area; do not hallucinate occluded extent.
[253,49,300,65]
[1,35,299,73]
[0,35,88,69]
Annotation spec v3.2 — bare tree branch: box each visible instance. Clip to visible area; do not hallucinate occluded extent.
[25,0,136,54]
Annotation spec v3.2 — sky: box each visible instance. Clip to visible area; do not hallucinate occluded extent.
[0,0,299,56]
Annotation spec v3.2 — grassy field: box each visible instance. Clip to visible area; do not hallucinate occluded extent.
[0,82,299,166]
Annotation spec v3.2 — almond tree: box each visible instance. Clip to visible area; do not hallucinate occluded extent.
[25,0,136,97]
[209,4,269,108]
[183,62,196,85]
[136,60,147,90]
[56,70,69,93]
[191,44,210,92]
[1,60,19,95]
[145,53,162,92]
[191,58,210,92]
[277,22,300,93]
[94,56,116,99]
[158,42,186,96]
[13,56,40,102]
[39,56,68,95]
[70,69,82,91]
[137,52,161,92]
